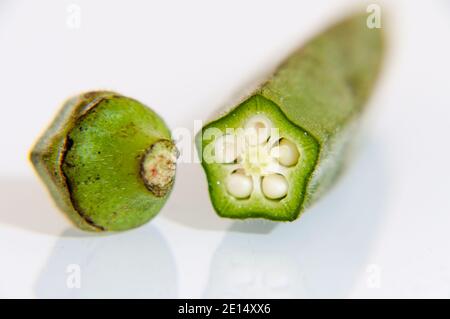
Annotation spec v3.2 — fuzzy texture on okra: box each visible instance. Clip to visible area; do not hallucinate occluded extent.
[196,13,384,221]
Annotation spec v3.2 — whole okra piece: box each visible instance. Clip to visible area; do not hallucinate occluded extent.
[196,13,384,221]
[30,91,177,231]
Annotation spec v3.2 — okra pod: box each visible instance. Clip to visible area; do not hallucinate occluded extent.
[30,91,177,231]
[196,13,384,221]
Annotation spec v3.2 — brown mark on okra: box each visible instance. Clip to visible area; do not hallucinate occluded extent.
[58,135,105,231]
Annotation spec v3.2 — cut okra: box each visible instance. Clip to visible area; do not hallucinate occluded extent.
[30,91,177,231]
[196,14,384,221]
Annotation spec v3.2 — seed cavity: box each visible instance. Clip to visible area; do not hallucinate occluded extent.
[214,134,241,164]
[261,174,289,199]
[226,170,253,199]
[271,138,300,167]
[210,115,301,201]
[244,115,273,145]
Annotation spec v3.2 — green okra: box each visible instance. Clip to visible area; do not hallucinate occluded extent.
[30,91,177,231]
[196,13,384,221]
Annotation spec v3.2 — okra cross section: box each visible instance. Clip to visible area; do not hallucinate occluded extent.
[197,95,319,221]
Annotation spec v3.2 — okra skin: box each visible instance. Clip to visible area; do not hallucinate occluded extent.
[197,13,384,220]
[260,13,384,206]
[30,91,176,231]
[31,92,115,231]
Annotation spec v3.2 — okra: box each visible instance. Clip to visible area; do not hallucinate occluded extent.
[30,91,177,231]
[196,14,384,221]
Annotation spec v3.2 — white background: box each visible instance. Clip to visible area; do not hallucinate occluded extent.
[1,0,450,298]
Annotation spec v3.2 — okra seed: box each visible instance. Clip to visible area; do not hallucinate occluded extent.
[244,115,272,145]
[214,117,295,200]
[261,174,288,199]
[214,134,239,163]
[274,139,300,167]
[226,170,253,199]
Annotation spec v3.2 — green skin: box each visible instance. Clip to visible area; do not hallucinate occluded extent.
[30,91,176,231]
[196,14,384,221]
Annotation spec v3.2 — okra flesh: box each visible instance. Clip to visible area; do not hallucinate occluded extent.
[197,14,383,221]
[199,96,318,221]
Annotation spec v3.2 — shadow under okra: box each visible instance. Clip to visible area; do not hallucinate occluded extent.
[203,137,388,298]
[34,225,178,298]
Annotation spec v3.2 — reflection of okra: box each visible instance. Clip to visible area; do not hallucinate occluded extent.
[196,14,384,221]
[30,91,177,231]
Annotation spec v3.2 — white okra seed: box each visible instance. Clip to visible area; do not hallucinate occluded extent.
[275,139,300,167]
[226,171,253,199]
[214,134,239,163]
[262,174,288,199]
[244,115,272,145]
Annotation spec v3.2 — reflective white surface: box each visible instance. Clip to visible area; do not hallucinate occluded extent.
[1,0,450,298]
